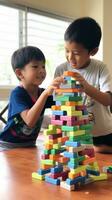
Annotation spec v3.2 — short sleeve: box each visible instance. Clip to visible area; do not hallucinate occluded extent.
[99,65,112,93]
[8,87,32,119]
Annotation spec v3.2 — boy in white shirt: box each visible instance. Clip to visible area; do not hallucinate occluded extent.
[54,17,112,153]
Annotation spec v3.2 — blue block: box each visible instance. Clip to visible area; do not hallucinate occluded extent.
[66,176,86,185]
[55,101,61,106]
[65,141,80,147]
[86,169,100,176]
[37,169,51,175]
[64,151,78,158]
[45,176,60,185]
[52,110,66,116]
[68,161,78,169]
[51,165,63,173]
[64,76,71,81]
[63,93,78,96]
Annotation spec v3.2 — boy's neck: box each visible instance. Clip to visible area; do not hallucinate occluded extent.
[20,83,39,99]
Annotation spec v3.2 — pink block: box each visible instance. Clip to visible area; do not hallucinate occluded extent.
[51,119,63,126]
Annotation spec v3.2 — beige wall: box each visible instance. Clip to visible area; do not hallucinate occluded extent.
[4,0,112,72]
[7,0,82,18]
[103,0,112,72]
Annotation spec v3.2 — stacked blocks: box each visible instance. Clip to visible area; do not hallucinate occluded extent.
[32,71,107,190]
[103,165,112,174]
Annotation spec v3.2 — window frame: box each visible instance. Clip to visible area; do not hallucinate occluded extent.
[0,0,73,100]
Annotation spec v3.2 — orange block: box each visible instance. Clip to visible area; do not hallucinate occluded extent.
[82,157,96,165]
[41,164,53,170]
[51,105,61,110]
[65,101,77,106]
[45,144,53,150]
[56,128,62,134]
[58,157,69,164]
[58,136,69,144]
[55,88,80,93]
[63,71,78,77]
[49,154,60,161]
[79,170,87,177]
[49,139,57,144]
[68,172,80,179]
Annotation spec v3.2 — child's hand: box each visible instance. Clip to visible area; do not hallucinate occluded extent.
[73,72,90,92]
[46,76,65,95]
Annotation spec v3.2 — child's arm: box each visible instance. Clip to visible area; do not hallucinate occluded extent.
[74,72,112,106]
[20,77,64,128]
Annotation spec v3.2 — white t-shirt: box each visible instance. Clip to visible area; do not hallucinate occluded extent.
[54,59,112,137]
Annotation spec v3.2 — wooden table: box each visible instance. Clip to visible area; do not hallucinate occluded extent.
[0,147,112,200]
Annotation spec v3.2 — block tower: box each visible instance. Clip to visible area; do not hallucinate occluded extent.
[32,71,107,190]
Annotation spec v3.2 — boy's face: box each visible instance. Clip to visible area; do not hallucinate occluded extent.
[20,60,46,86]
[65,41,91,69]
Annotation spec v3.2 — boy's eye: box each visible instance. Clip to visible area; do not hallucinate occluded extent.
[72,51,80,55]
[32,65,38,68]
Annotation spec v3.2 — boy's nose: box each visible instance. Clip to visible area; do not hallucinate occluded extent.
[68,52,75,61]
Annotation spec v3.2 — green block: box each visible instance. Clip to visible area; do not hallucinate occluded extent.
[62,125,79,131]
[69,135,82,141]
[54,95,82,102]
[80,124,93,130]
[51,149,59,155]
[44,149,51,155]
[41,159,55,165]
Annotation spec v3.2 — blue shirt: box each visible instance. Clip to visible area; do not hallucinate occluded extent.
[0,86,54,145]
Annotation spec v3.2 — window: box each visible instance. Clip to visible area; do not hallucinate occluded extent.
[0,3,70,88]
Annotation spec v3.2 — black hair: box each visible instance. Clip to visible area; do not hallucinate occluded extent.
[11,46,45,71]
[64,17,101,52]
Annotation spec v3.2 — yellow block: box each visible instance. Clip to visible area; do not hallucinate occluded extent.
[32,172,45,180]
[89,173,107,181]
[71,166,86,174]
[61,105,75,111]
[69,130,85,136]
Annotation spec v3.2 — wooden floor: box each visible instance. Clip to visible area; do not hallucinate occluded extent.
[0,147,112,200]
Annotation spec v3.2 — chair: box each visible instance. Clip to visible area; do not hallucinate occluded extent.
[0,104,8,124]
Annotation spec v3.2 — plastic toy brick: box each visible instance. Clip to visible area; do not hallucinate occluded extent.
[65,141,81,147]
[60,181,75,191]
[45,176,60,185]
[32,172,45,180]
[63,71,78,78]
[45,143,53,150]
[51,119,63,126]
[66,176,85,185]
[69,130,85,136]
[82,157,96,165]
[41,159,56,165]
[55,88,81,93]
[37,169,51,175]
[54,95,82,102]
[49,133,62,140]
[58,136,69,144]
[62,125,79,132]
[51,105,61,110]
[52,110,66,116]
[63,151,78,158]
[89,173,107,181]
[51,165,63,173]
[41,154,49,159]
[70,166,86,174]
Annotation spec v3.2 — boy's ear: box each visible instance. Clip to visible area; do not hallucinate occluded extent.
[90,47,98,56]
[15,68,24,80]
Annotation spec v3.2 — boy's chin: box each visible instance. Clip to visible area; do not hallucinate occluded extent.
[71,65,80,69]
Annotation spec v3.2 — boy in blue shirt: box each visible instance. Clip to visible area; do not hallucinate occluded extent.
[54,17,112,153]
[0,46,64,148]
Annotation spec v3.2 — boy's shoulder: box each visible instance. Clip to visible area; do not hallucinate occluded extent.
[54,61,70,77]
[90,59,106,68]
[11,86,26,96]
